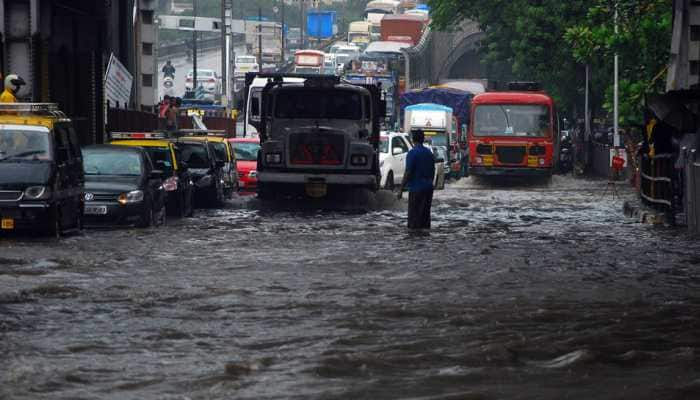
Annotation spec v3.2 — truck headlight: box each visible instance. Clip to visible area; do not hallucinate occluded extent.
[351,154,367,166]
[24,186,51,200]
[265,153,282,164]
[118,190,144,205]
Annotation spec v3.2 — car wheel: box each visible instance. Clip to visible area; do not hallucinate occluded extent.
[384,171,395,191]
[138,202,154,228]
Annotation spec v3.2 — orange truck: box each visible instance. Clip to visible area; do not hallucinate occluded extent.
[380,14,426,46]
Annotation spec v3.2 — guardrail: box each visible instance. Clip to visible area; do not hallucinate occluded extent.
[639,152,675,209]
[158,37,224,59]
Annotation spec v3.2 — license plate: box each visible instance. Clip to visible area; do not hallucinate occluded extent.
[527,156,539,167]
[1,218,14,230]
[305,181,327,198]
[84,205,108,215]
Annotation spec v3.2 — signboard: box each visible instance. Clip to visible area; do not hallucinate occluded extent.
[104,53,133,109]
[609,148,627,169]
[409,110,447,129]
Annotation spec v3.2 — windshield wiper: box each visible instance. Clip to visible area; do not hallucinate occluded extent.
[6,150,47,159]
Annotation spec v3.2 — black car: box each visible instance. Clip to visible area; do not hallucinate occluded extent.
[175,138,225,207]
[0,108,84,237]
[81,145,166,227]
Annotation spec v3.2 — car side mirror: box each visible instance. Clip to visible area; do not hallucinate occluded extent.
[392,147,403,155]
[150,169,164,179]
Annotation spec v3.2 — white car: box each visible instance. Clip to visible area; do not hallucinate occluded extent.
[234,55,259,75]
[379,131,412,190]
[185,69,221,96]
[431,146,447,190]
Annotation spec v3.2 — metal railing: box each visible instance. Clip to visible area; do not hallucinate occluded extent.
[639,152,675,209]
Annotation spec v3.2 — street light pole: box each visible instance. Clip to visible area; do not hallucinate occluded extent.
[613,3,620,148]
[258,7,262,67]
[192,0,198,96]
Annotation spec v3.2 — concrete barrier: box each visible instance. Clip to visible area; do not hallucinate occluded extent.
[685,148,700,234]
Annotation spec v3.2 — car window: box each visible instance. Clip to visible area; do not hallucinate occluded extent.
[144,147,174,175]
[0,128,52,161]
[212,142,228,162]
[233,142,260,161]
[391,136,408,153]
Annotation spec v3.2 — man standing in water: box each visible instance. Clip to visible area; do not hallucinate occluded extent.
[398,129,435,229]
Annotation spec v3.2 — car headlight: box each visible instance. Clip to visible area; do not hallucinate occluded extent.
[248,170,257,178]
[118,190,144,205]
[24,186,51,200]
[265,153,282,164]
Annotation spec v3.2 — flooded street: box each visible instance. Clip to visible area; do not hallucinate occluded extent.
[1,176,699,400]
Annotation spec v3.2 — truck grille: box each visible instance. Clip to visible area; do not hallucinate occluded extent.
[495,146,526,165]
[289,132,345,166]
[0,191,23,201]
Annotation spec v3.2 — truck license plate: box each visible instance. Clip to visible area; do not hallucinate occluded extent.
[305,181,327,198]
[84,205,108,215]
[1,218,14,230]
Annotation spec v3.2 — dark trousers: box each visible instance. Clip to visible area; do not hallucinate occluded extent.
[408,189,433,229]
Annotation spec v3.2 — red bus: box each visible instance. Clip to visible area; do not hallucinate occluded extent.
[468,83,559,177]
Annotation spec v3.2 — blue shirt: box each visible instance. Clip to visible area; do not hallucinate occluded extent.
[405,144,435,192]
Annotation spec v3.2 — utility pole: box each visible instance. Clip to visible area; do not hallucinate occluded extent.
[221,0,227,108]
[613,3,620,149]
[258,7,262,67]
[300,0,305,49]
[192,0,198,96]
[281,1,285,60]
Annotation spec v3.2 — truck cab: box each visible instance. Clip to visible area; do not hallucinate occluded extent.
[249,73,385,199]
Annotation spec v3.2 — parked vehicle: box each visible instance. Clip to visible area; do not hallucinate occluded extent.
[180,131,238,197]
[228,137,260,192]
[244,75,305,137]
[175,137,226,206]
[323,53,337,75]
[379,131,412,190]
[0,103,84,236]
[82,145,166,227]
[109,131,194,217]
[348,21,371,50]
[251,73,386,199]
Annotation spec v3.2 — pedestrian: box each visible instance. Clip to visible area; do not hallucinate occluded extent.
[165,97,179,132]
[0,74,26,103]
[398,129,436,229]
[159,95,171,118]
[162,60,176,79]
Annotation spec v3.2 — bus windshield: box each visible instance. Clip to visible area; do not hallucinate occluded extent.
[473,105,550,137]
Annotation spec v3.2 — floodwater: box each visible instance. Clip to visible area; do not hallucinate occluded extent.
[1,176,699,400]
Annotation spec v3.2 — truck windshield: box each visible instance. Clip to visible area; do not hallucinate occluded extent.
[474,104,550,137]
[275,89,363,120]
[0,129,51,161]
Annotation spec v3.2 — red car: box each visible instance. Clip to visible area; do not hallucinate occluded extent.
[227,137,260,192]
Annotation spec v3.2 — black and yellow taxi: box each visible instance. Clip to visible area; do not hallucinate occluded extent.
[0,103,84,237]
[110,131,194,217]
[179,129,238,197]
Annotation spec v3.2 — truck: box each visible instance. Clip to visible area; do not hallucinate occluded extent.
[245,20,283,66]
[306,11,336,41]
[348,21,371,51]
[286,27,302,52]
[400,86,474,176]
[380,14,426,46]
[247,73,386,199]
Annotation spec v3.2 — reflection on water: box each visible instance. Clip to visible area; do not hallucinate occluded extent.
[1,176,699,399]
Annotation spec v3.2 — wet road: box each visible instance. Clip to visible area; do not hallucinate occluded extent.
[1,176,700,400]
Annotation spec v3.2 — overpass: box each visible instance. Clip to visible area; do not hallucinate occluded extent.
[403,20,485,90]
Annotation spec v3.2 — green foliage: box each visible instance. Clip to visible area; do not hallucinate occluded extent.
[428,0,672,126]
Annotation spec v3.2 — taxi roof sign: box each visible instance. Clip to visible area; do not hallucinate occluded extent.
[110,131,169,140]
[178,129,227,137]
[0,102,68,118]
